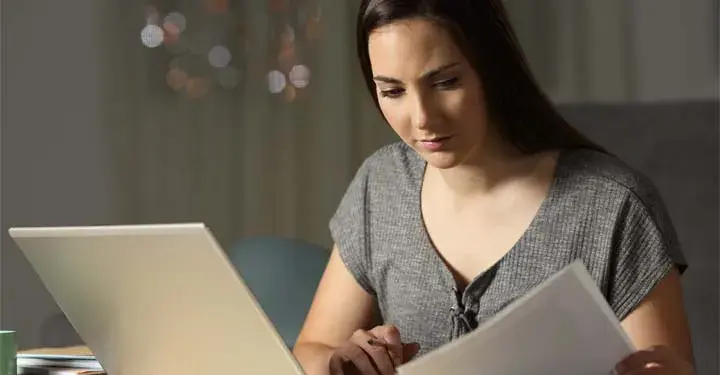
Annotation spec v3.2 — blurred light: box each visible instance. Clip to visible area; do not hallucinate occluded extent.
[306,16,322,40]
[269,0,287,12]
[186,77,211,99]
[282,26,295,44]
[267,70,286,94]
[208,45,232,68]
[166,68,188,91]
[205,0,229,14]
[284,85,297,103]
[164,12,187,34]
[145,6,160,25]
[141,25,164,48]
[278,41,295,72]
[163,23,181,37]
[217,66,241,89]
[164,35,187,54]
[289,65,311,88]
[162,25,180,46]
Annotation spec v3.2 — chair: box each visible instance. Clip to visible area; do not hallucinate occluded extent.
[227,236,330,349]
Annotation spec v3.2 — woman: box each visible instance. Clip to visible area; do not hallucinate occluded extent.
[293,0,695,374]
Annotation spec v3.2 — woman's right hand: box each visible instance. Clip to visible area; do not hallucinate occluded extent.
[328,325,420,375]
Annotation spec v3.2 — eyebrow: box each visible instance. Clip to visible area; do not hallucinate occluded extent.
[373,62,460,84]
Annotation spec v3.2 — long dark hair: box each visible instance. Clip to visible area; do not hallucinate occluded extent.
[357,0,605,154]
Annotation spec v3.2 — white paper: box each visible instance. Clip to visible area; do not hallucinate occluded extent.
[397,260,635,375]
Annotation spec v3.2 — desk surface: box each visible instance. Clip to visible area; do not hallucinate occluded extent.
[19,346,93,356]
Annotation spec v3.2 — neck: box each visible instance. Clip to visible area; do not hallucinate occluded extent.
[428,141,551,200]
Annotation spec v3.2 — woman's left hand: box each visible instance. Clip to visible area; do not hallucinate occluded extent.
[613,345,695,374]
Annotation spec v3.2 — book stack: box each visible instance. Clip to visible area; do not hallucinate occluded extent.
[17,349,105,375]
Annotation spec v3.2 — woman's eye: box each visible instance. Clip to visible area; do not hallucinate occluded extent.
[435,77,460,89]
[380,88,405,98]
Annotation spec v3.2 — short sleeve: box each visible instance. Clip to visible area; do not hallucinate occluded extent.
[609,189,688,320]
[329,158,376,296]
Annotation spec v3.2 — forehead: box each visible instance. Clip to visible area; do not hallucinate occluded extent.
[367,18,465,78]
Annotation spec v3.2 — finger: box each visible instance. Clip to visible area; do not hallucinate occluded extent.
[349,330,391,371]
[402,342,421,362]
[614,346,674,374]
[341,343,380,375]
[371,325,402,345]
[359,338,396,375]
[370,325,403,365]
[328,355,348,375]
[330,353,356,375]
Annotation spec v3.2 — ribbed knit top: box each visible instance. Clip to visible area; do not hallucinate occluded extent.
[329,142,687,357]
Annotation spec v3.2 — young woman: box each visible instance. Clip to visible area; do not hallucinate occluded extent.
[293,1,695,374]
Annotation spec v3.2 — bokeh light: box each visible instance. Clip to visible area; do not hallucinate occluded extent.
[284,85,297,103]
[164,36,187,54]
[306,14,322,40]
[143,1,321,101]
[267,70,287,94]
[269,0,288,12]
[208,45,232,68]
[163,24,180,45]
[289,65,311,88]
[204,0,229,14]
[145,6,160,25]
[164,12,187,34]
[141,24,164,48]
[166,68,188,91]
[186,77,211,99]
[282,26,296,44]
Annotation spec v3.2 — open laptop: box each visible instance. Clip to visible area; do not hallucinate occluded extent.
[9,223,307,375]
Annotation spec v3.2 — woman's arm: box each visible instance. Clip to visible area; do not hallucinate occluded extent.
[617,267,695,373]
[293,245,377,375]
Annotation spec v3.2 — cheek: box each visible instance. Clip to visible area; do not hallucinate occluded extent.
[379,103,412,136]
[450,90,487,132]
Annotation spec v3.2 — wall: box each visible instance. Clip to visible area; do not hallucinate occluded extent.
[0,0,118,348]
[507,0,718,103]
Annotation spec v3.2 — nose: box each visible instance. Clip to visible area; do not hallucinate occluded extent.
[410,91,434,130]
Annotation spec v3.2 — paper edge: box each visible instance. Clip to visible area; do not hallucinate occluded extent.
[398,259,635,373]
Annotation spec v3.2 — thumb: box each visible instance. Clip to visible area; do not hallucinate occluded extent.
[402,342,421,362]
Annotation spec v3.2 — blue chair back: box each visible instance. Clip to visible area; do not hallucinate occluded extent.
[227,236,329,349]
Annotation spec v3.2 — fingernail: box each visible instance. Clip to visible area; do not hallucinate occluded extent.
[368,338,387,347]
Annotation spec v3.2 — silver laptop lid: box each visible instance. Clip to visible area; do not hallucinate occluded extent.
[9,223,305,375]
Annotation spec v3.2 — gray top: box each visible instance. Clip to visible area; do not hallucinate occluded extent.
[329,142,687,357]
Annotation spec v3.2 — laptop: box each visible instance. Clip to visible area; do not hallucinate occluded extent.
[9,223,307,375]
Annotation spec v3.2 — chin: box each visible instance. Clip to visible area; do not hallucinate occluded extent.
[420,151,465,169]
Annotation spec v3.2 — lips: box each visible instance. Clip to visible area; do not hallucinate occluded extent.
[420,136,451,142]
[418,136,453,151]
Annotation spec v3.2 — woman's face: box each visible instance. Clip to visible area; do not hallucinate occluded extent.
[368,18,491,169]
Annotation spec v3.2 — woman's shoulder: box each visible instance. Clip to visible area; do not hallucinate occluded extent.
[354,141,424,185]
[556,149,686,319]
[361,141,420,172]
[558,147,665,209]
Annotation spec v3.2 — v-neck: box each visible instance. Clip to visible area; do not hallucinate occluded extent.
[411,149,567,309]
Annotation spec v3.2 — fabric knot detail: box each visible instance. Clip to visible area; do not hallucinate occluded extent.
[450,306,477,337]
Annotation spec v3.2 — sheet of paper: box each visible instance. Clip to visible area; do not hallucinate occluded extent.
[397,260,635,375]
